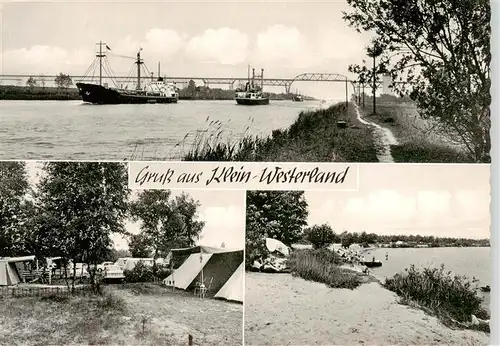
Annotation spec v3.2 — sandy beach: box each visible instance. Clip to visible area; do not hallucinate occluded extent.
[245,272,489,346]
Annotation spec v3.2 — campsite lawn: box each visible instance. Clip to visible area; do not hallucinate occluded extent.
[0,283,242,346]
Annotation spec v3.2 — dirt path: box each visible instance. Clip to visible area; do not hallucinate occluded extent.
[354,104,398,163]
[245,272,489,346]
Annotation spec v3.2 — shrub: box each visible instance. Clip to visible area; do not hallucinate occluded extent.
[304,224,336,249]
[124,261,154,283]
[97,293,127,312]
[287,249,361,289]
[384,264,488,325]
[154,264,172,281]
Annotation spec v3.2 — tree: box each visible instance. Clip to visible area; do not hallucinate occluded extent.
[38,74,46,89]
[344,0,491,162]
[26,77,37,90]
[128,233,151,258]
[187,79,196,97]
[129,190,205,272]
[305,224,336,249]
[245,191,308,265]
[0,162,32,256]
[54,73,73,89]
[34,162,129,289]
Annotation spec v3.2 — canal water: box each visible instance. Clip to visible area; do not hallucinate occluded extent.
[0,99,321,161]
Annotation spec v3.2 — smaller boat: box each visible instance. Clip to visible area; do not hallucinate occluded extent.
[480,285,490,292]
[292,89,304,102]
[360,260,383,268]
[235,66,269,106]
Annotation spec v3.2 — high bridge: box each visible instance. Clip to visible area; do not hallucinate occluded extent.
[0,73,361,94]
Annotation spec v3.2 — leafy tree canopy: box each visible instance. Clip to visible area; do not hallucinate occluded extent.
[344,0,491,162]
[129,190,205,261]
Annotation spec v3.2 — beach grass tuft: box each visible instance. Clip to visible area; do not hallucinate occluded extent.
[384,264,489,331]
[287,249,362,290]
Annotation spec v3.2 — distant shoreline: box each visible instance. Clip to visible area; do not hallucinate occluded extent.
[0,85,317,102]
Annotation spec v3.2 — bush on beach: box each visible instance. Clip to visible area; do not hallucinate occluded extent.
[384,264,488,329]
[304,224,336,249]
[287,249,362,290]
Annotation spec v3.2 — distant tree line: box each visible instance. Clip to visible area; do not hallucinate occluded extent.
[0,162,205,290]
[245,191,489,265]
[178,79,314,100]
[301,225,489,249]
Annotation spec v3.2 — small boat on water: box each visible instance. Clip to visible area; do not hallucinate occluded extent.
[235,66,269,106]
[292,89,304,102]
[360,260,383,268]
[76,42,179,105]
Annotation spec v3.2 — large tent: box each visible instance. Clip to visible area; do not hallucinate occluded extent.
[0,256,36,286]
[214,262,244,302]
[163,245,243,302]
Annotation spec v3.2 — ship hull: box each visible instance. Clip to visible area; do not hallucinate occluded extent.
[76,83,178,104]
[235,97,270,106]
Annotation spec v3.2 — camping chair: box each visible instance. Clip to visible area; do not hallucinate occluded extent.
[194,277,213,299]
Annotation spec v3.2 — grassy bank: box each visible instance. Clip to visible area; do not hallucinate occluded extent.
[184,102,378,162]
[287,249,369,290]
[359,95,474,163]
[0,291,128,345]
[384,264,489,332]
[0,85,80,100]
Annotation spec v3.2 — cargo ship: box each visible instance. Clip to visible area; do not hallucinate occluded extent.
[235,66,269,106]
[76,42,178,104]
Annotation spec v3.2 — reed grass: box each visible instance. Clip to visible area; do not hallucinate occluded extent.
[384,264,489,330]
[287,249,362,290]
[183,102,378,162]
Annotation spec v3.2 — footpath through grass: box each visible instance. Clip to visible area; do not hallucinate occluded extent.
[359,95,474,163]
[184,102,378,162]
[384,264,490,333]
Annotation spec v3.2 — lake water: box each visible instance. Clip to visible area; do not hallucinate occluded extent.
[0,99,321,161]
[367,247,490,285]
[367,247,491,311]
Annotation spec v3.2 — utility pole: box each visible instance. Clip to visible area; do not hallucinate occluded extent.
[367,41,383,115]
[372,54,376,115]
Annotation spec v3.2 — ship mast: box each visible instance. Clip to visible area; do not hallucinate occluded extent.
[252,68,255,90]
[261,68,264,91]
[158,61,160,80]
[96,41,106,86]
[136,48,143,90]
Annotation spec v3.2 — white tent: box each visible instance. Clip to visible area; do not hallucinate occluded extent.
[0,256,35,286]
[214,262,244,303]
[163,246,243,300]
[163,253,213,289]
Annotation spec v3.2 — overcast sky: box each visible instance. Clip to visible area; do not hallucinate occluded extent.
[25,161,245,250]
[305,164,491,239]
[0,1,373,98]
